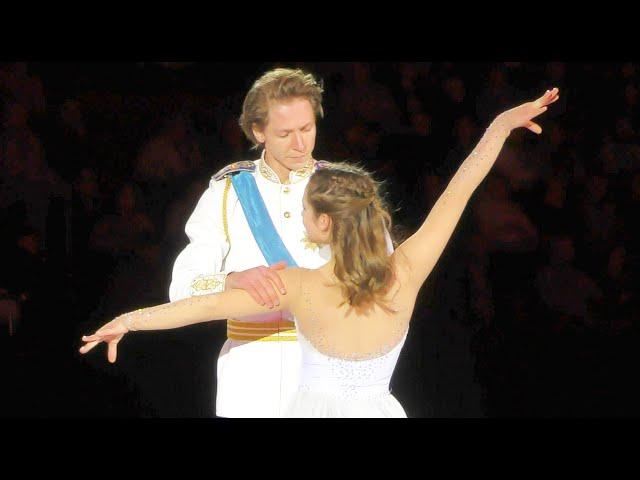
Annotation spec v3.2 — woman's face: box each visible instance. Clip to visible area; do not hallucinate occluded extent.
[302,191,330,245]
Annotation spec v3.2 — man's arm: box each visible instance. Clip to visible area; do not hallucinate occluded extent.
[169,179,231,302]
[169,176,287,308]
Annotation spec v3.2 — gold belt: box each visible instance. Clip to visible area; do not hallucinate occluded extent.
[226,319,298,342]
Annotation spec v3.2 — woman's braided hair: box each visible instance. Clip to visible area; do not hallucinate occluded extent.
[307,162,395,312]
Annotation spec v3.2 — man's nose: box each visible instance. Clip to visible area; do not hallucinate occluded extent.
[291,132,305,152]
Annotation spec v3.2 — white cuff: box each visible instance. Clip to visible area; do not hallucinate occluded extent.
[189,273,227,296]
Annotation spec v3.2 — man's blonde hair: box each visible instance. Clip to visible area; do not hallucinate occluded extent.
[238,68,324,148]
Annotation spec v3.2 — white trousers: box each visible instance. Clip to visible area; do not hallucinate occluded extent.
[215,338,302,418]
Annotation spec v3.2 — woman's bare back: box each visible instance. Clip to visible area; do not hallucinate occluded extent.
[290,263,418,361]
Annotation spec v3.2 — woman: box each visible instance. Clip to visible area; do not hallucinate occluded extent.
[80,88,560,417]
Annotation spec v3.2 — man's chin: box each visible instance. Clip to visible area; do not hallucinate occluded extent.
[287,157,311,169]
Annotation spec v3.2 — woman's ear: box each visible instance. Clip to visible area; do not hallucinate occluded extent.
[319,213,332,232]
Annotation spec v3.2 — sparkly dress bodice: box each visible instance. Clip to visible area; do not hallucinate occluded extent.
[283,272,409,417]
[283,321,408,418]
[296,326,407,400]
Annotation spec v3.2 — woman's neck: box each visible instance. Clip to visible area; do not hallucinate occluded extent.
[318,258,336,279]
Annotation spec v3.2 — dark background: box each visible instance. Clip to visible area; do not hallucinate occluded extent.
[1,61,638,417]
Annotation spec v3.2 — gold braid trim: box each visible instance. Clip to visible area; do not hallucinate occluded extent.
[223,176,231,244]
[226,319,298,341]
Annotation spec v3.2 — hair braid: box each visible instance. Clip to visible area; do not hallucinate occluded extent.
[307,162,395,313]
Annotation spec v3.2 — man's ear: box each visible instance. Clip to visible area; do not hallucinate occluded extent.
[252,123,265,144]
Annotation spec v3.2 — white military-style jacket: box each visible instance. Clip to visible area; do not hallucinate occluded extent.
[169,152,333,417]
[169,152,331,304]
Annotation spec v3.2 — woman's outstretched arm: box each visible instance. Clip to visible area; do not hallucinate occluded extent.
[394,88,560,289]
[79,268,303,363]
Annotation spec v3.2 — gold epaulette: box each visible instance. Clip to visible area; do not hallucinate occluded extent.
[211,160,257,183]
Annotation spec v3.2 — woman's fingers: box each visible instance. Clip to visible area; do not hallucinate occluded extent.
[79,340,100,354]
[528,105,548,120]
[107,338,121,363]
[545,88,559,104]
[82,329,117,342]
[544,92,559,106]
[534,88,559,108]
[525,120,542,134]
[82,333,102,342]
[533,92,549,108]
[80,325,125,358]
[502,87,558,133]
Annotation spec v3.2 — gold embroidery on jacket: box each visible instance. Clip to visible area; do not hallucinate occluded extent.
[223,176,231,244]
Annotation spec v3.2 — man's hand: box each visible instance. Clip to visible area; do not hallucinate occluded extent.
[225,261,288,309]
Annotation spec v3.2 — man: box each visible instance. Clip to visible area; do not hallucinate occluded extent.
[169,68,331,417]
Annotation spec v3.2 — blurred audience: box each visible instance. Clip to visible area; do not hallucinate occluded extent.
[535,234,603,332]
[88,182,155,258]
[4,61,640,417]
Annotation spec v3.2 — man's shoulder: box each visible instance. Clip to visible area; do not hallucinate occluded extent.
[209,158,331,188]
[314,160,332,170]
[210,160,258,184]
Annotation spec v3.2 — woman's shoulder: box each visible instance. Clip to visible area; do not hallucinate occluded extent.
[279,267,321,287]
[276,267,317,313]
[278,267,306,290]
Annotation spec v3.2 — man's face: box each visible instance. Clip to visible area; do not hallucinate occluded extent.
[253,97,317,172]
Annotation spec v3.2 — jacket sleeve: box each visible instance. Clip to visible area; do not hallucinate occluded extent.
[169,178,231,301]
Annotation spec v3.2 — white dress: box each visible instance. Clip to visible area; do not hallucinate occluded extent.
[283,326,408,418]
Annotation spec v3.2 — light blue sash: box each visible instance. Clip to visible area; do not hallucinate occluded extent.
[231,171,298,267]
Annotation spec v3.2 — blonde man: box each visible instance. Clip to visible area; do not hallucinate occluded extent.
[169,68,331,417]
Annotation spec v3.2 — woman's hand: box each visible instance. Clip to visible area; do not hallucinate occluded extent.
[79,316,130,363]
[497,88,560,134]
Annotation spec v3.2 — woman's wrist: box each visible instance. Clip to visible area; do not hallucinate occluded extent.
[490,113,513,137]
[117,310,144,332]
